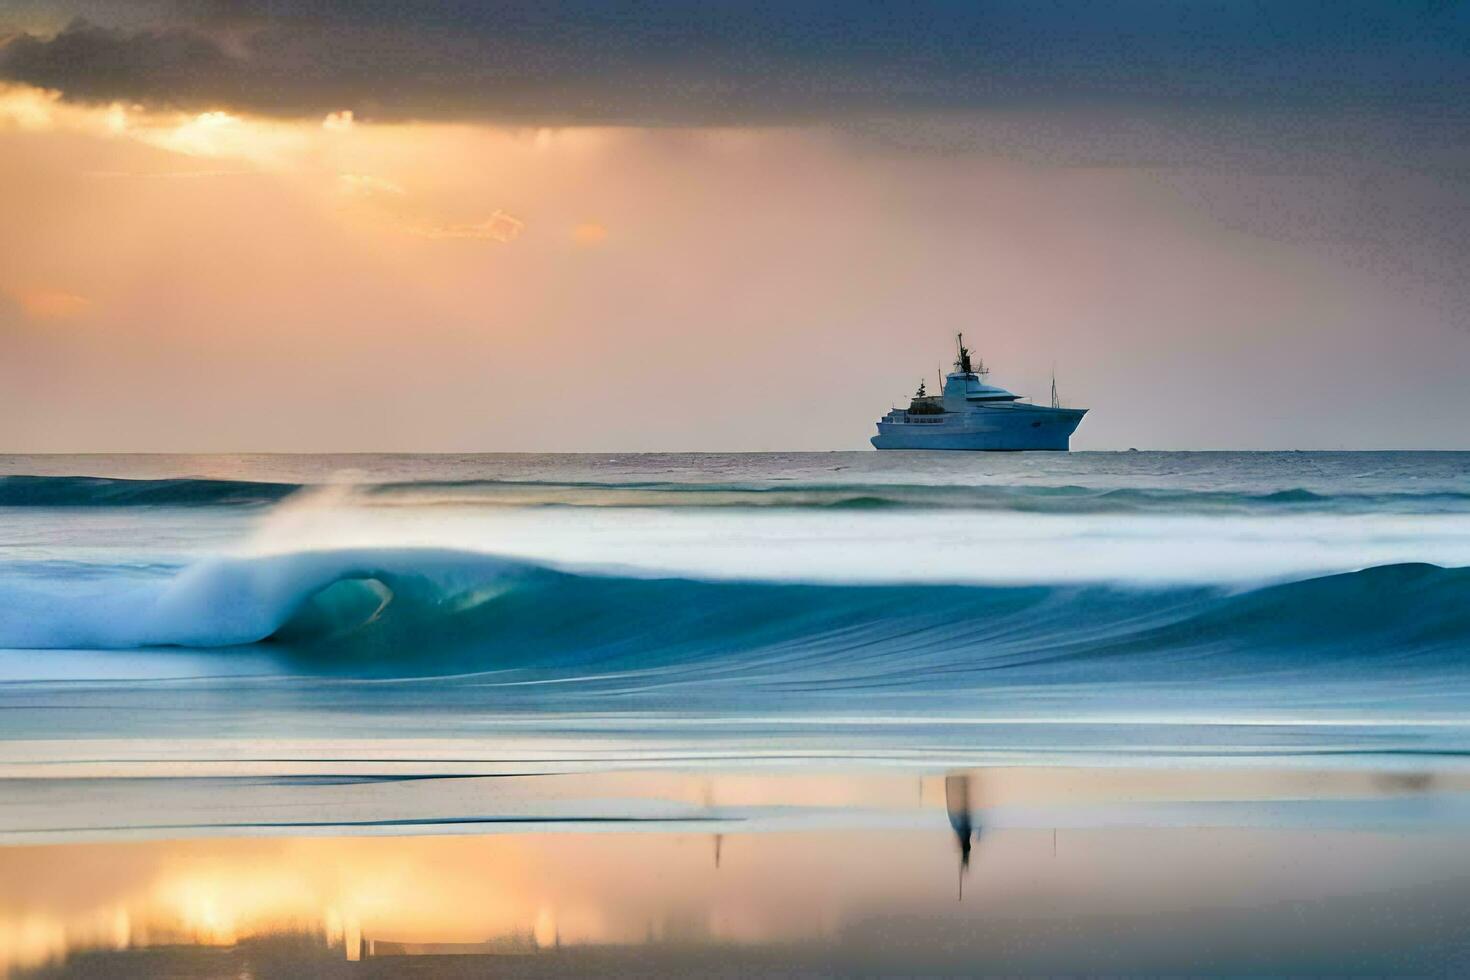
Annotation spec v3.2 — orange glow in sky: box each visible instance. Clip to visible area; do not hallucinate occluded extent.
[1,79,1467,451]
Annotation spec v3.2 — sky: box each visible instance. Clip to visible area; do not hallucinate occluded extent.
[1,1,1468,451]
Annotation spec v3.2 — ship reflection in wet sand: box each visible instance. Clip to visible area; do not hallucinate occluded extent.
[5,767,1470,977]
[946,771,977,900]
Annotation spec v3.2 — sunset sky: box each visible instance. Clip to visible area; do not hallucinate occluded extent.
[2,1,1468,451]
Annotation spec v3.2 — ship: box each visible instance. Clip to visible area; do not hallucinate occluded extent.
[871,335,1087,451]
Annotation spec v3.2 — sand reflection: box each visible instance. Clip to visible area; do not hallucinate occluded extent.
[2,766,1469,976]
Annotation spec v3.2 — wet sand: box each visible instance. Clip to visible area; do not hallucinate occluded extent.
[4,766,1470,976]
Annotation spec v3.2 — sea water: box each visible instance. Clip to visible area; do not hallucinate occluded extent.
[3,452,1470,974]
[2,452,1469,750]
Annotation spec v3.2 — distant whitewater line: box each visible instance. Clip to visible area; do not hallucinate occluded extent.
[5,474,1470,514]
[0,475,298,506]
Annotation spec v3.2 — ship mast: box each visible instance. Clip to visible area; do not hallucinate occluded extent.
[1051,368,1060,409]
[955,333,973,375]
[954,333,987,378]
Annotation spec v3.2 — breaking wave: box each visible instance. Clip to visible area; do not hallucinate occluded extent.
[1,549,1466,694]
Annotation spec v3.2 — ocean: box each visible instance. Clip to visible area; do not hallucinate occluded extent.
[3,451,1470,975]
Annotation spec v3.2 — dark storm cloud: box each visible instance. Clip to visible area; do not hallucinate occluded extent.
[2,1,1468,125]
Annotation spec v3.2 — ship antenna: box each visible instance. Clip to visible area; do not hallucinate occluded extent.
[1051,364,1060,409]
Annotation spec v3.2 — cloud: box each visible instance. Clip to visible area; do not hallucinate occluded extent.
[337,173,404,198]
[0,80,67,128]
[410,210,525,243]
[0,81,312,172]
[3,286,90,320]
[22,289,89,319]
[0,3,1466,131]
[0,17,241,105]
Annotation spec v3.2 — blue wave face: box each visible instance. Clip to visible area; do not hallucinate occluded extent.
[270,559,1470,694]
[4,548,1467,709]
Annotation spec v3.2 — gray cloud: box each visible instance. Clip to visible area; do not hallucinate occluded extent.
[1,19,240,104]
[2,2,1468,127]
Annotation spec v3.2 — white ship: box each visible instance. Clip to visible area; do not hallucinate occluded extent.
[871,335,1087,451]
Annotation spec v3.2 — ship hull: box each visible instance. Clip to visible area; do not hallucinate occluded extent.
[871,406,1087,451]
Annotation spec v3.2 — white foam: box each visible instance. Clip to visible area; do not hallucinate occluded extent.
[243,500,1470,587]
